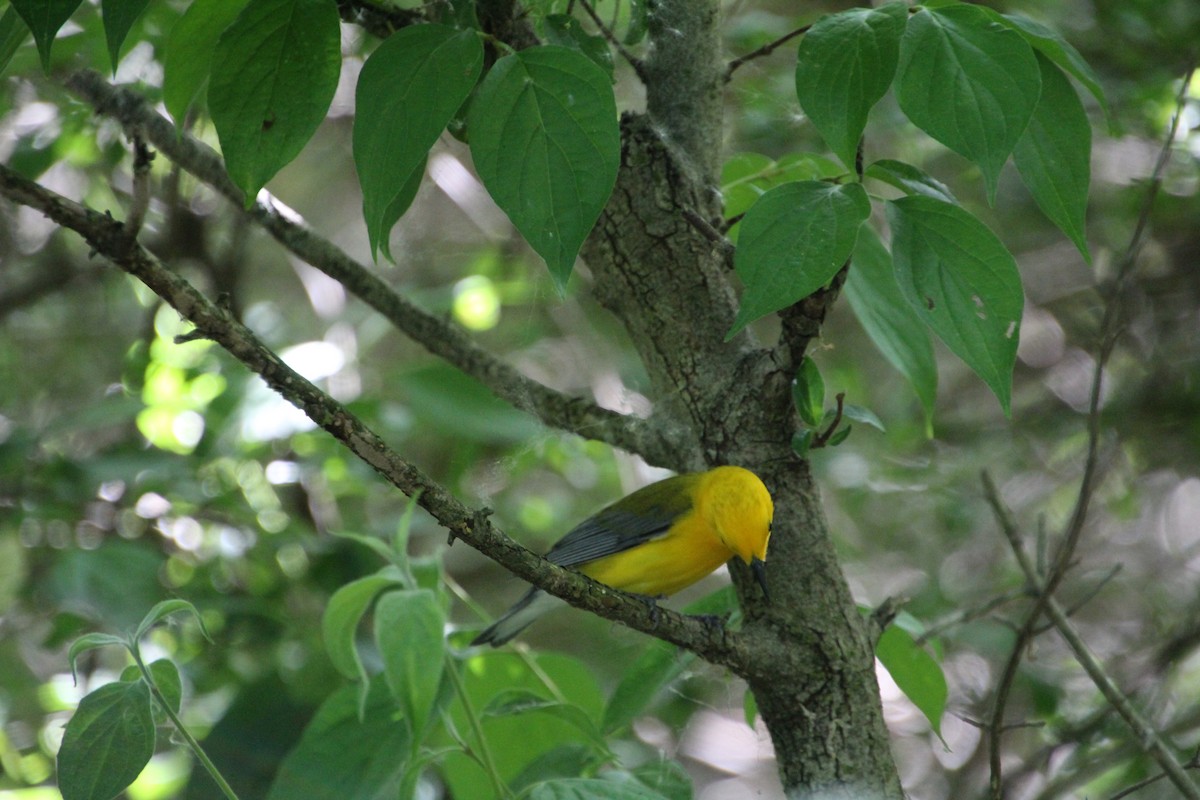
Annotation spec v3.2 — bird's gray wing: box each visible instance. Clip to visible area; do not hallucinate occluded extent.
[543,475,697,567]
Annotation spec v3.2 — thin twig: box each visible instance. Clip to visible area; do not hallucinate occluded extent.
[122,136,153,248]
[725,22,812,81]
[576,0,648,84]
[985,63,1196,799]
[681,208,735,258]
[984,474,1200,800]
[63,70,680,467]
[914,586,1026,646]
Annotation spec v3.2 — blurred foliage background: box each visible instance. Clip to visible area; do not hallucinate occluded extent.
[0,0,1198,798]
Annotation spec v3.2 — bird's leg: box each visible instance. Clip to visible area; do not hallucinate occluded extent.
[691,612,733,633]
[632,593,665,629]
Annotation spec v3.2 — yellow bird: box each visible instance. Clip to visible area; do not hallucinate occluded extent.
[472,465,773,646]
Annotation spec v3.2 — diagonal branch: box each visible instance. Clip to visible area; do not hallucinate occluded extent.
[985,64,1196,798]
[0,161,755,675]
[63,70,681,467]
[983,473,1200,800]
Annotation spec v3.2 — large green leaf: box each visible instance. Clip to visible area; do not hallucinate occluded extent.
[321,570,406,683]
[208,0,341,201]
[992,11,1108,118]
[438,653,604,799]
[720,151,845,226]
[354,24,483,259]
[864,159,957,204]
[0,8,30,77]
[876,625,947,736]
[100,0,150,72]
[794,2,907,170]
[728,181,870,338]
[1013,54,1092,262]
[844,225,937,429]
[374,589,445,739]
[523,778,669,800]
[58,681,155,800]
[9,0,81,70]
[886,196,1022,415]
[162,0,248,124]
[266,683,410,800]
[897,4,1041,202]
[469,46,619,289]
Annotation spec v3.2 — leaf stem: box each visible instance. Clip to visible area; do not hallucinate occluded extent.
[131,647,241,800]
[446,659,511,799]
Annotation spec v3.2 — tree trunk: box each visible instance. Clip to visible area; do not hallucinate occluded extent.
[584,1,904,795]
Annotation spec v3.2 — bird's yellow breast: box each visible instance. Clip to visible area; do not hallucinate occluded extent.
[578,511,734,597]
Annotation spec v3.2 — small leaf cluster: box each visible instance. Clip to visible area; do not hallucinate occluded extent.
[731,0,1101,419]
[59,601,210,800]
[790,358,886,457]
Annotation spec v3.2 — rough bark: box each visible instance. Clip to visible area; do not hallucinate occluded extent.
[583,0,904,795]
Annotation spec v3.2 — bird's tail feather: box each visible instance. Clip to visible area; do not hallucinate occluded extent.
[471,588,565,647]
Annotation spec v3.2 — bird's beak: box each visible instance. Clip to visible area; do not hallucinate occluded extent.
[751,557,770,602]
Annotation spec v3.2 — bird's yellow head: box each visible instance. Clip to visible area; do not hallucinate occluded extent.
[698,465,773,568]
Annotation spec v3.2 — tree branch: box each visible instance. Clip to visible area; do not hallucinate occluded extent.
[0,162,761,676]
[983,473,1200,800]
[985,64,1196,798]
[575,0,648,84]
[724,22,812,81]
[63,70,680,467]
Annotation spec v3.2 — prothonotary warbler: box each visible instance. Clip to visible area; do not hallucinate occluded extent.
[471,465,773,646]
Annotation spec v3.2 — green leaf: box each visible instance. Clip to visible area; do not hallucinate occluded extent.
[354,24,483,259]
[828,425,852,446]
[864,159,957,203]
[330,530,397,568]
[544,15,614,77]
[484,689,606,749]
[209,0,341,201]
[795,2,907,170]
[1013,54,1092,262]
[603,641,692,735]
[793,358,825,428]
[727,181,870,339]
[886,196,1023,415]
[162,0,248,124]
[67,633,128,683]
[743,689,757,727]
[842,404,886,432]
[624,0,647,45]
[134,598,210,641]
[9,0,81,71]
[602,764,691,800]
[601,589,732,734]
[510,745,598,795]
[374,589,445,739]
[992,11,1108,118]
[266,682,411,800]
[57,681,155,800]
[897,4,1041,202]
[121,659,182,718]
[438,652,605,799]
[876,625,947,736]
[101,0,150,72]
[469,45,620,289]
[844,225,937,429]
[322,570,406,682]
[791,429,814,457]
[721,151,846,224]
[523,778,669,800]
[0,7,32,77]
